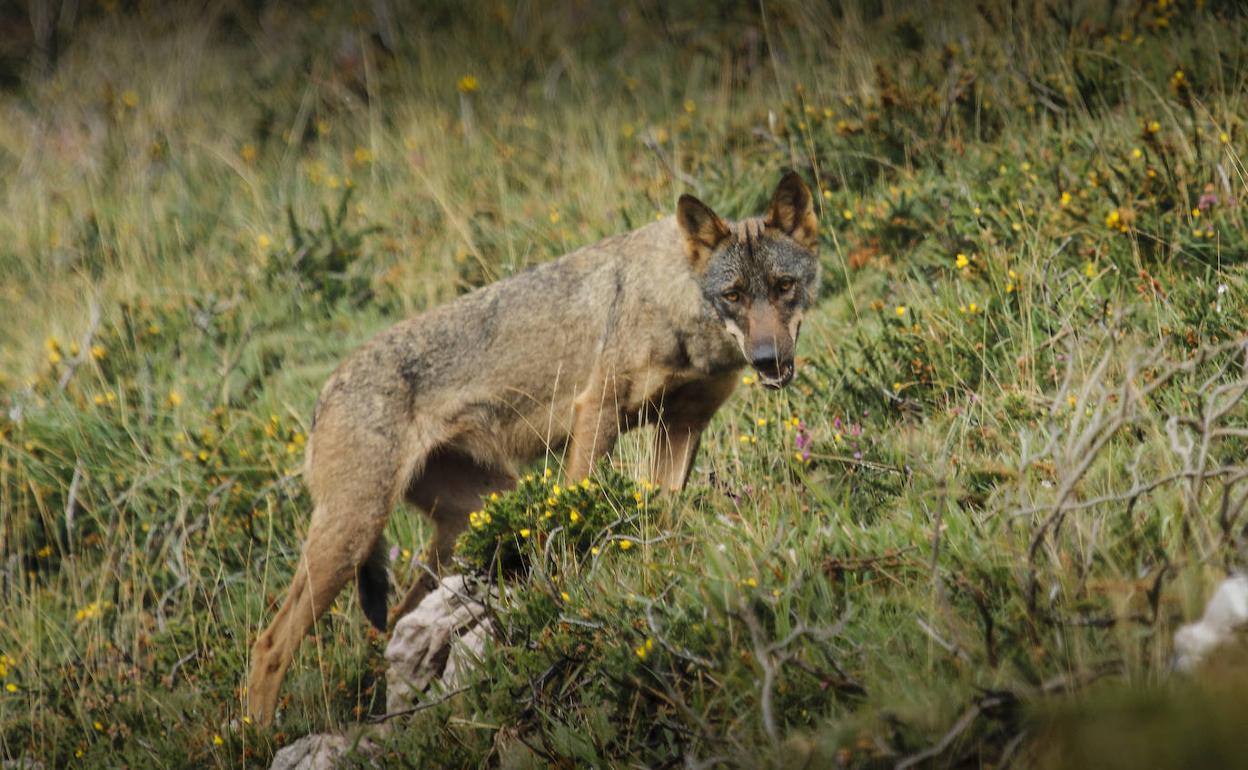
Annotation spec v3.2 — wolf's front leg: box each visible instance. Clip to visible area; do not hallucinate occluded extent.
[566,377,622,481]
[650,372,740,491]
[652,418,707,491]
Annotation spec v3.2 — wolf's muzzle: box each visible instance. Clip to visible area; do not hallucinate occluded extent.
[750,348,795,389]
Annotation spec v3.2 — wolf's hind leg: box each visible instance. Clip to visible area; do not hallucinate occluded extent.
[246,497,388,724]
[390,449,516,626]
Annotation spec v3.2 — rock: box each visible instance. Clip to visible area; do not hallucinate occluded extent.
[272,575,492,767]
[385,574,493,713]
[1173,574,1248,671]
[269,734,357,770]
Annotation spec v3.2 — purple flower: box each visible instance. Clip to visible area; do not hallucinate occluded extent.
[1199,193,1218,211]
[388,544,400,563]
[794,427,812,461]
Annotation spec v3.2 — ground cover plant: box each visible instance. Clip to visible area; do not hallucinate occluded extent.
[2,0,1248,766]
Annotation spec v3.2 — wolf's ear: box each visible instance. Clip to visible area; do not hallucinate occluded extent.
[765,171,818,250]
[677,194,731,269]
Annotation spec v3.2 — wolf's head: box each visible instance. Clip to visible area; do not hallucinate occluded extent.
[677,172,820,389]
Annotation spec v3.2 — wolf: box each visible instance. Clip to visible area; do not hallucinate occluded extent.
[246,172,820,724]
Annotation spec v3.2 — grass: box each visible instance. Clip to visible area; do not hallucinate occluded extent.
[2,0,1248,766]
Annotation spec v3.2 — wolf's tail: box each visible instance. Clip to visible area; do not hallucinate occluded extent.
[357,538,390,631]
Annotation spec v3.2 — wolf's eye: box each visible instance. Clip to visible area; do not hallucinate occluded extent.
[775,278,796,293]
[722,290,741,303]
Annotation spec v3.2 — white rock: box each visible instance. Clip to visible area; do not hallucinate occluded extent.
[1173,574,1248,671]
[269,733,370,770]
[384,575,493,713]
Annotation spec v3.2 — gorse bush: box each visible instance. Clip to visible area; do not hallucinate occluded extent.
[454,466,650,575]
[263,188,385,311]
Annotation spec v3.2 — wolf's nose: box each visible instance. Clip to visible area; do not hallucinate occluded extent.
[749,342,779,372]
[750,348,793,388]
[751,354,782,376]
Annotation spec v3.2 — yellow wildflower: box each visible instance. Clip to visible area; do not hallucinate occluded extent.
[167,391,182,407]
[955,253,969,269]
[353,146,372,164]
[619,539,634,551]
[1060,191,1072,207]
[519,528,530,538]
[457,75,480,94]
[895,305,907,317]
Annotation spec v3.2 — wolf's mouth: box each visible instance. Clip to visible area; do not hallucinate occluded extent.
[755,361,795,389]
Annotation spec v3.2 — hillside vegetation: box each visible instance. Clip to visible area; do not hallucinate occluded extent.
[2,1,1248,767]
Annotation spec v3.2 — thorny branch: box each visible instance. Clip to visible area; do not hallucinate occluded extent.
[1021,336,1248,615]
[736,599,849,748]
